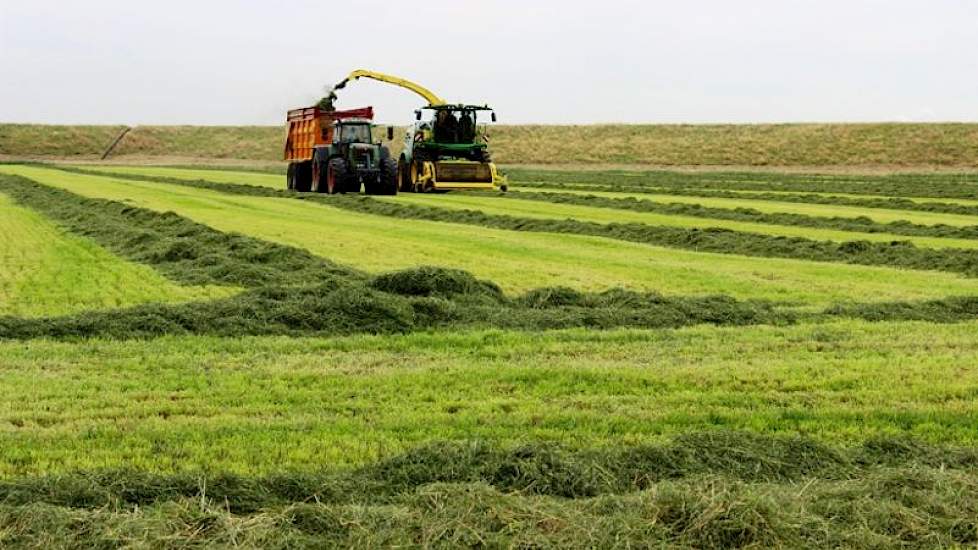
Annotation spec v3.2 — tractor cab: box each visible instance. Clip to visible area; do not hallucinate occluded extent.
[334,119,374,143]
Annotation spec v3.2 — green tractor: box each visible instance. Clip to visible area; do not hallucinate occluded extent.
[310,118,398,195]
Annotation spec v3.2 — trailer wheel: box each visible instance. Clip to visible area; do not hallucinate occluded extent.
[311,159,327,193]
[294,161,312,192]
[326,158,348,194]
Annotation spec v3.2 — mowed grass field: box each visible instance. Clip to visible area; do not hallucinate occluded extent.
[3,162,978,547]
[7,165,978,307]
[2,320,978,475]
[0,193,232,317]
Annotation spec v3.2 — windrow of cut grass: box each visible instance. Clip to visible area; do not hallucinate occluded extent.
[0,174,358,289]
[73,165,978,243]
[0,192,231,317]
[73,163,978,221]
[388,193,978,250]
[332,195,978,278]
[506,191,978,242]
[3,431,978,548]
[3,321,978,474]
[4,467,977,548]
[59,164,978,253]
[514,177,978,226]
[0,174,796,339]
[520,181,978,220]
[15,165,978,306]
[508,167,978,200]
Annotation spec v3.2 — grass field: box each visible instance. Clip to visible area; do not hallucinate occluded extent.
[0,193,231,317]
[3,161,978,547]
[2,320,977,475]
[5,165,978,306]
[522,186,978,226]
[385,193,978,249]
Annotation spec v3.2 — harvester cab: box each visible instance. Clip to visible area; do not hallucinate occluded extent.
[399,104,505,193]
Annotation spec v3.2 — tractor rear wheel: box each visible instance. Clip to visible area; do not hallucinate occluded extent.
[326,158,348,194]
[376,157,398,195]
[293,161,312,192]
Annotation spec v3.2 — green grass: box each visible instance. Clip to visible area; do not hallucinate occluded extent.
[0,193,231,317]
[6,165,978,306]
[75,164,284,188]
[385,193,978,250]
[71,163,978,222]
[4,162,978,547]
[509,167,978,200]
[69,163,978,242]
[525,186,978,227]
[2,320,977,474]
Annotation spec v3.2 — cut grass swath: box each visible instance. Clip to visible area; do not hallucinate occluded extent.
[0,192,231,317]
[28,165,978,287]
[16,165,978,306]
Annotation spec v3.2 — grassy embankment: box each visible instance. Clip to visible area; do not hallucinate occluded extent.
[6,122,978,166]
[6,165,978,306]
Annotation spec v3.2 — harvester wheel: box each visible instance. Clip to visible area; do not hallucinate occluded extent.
[286,164,295,191]
[293,161,312,192]
[376,157,398,195]
[409,161,422,193]
[326,158,348,194]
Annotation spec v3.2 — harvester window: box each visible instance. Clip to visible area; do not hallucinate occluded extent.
[435,111,459,143]
[459,111,475,143]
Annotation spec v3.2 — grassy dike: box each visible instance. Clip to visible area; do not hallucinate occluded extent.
[8,122,978,167]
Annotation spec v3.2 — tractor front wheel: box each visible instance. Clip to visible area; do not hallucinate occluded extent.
[326,158,348,194]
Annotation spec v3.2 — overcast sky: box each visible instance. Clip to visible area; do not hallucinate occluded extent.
[2,0,976,125]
